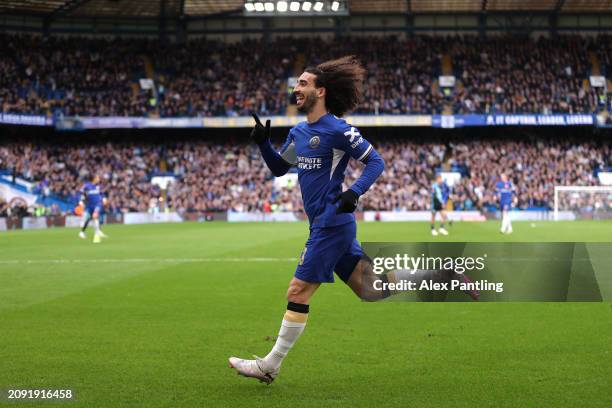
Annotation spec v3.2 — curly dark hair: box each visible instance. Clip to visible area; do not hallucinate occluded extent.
[304,55,366,117]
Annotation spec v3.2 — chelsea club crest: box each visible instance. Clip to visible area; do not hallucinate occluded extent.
[309,135,320,149]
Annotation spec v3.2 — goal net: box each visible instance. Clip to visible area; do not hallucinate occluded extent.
[553,186,612,221]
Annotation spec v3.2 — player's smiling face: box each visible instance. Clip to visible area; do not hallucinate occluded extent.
[294,72,321,113]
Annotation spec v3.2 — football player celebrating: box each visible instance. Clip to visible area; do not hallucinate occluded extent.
[229,56,391,383]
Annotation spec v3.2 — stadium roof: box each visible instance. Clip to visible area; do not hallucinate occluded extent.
[0,0,611,18]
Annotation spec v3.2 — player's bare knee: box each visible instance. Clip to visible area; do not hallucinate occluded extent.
[286,278,310,304]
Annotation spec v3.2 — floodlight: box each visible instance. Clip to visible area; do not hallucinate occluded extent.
[277,1,288,11]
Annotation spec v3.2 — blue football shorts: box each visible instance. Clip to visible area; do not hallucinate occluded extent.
[85,205,101,217]
[294,222,363,284]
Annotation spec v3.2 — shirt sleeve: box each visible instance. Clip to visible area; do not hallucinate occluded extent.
[335,123,373,162]
[258,130,293,177]
[278,131,297,166]
[335,122,384,196]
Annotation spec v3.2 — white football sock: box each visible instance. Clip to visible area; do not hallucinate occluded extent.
[93,219,100,234]
[262,313,307,371]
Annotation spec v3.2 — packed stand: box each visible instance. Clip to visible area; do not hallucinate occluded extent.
[2,33,611,117]
[163,142,303,213]
[0,34,152,117]
[0,143,162,213]
[451,35,601,114]
[346,137,610,211]
[152,38,293,117]
[299,35,446,114]
[1,137,609,216]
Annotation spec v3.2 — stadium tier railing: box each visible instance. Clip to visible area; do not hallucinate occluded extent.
[0,113,600,129]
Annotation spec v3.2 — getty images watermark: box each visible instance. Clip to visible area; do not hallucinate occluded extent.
[361,243,607,302]
[370,253,504,295]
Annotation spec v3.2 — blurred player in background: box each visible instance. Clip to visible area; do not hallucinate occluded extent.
[78,175,108,243]
[496,173,514,234]
[431,174,449,236]
[229,56,389,384]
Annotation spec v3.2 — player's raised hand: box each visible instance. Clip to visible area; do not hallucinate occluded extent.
[250,113,271,145]
[332,189,359,214]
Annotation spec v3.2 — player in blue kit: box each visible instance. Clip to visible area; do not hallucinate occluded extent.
[228,56,399,383]
[430,174,449,236]
[78,175,108,243]
[229,57,481,383]
[496,173,514,234]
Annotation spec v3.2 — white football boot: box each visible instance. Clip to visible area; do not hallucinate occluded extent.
[431,229,439,236]
[438,228,449,236]
[78,231,86,239]
[228,356,279,384]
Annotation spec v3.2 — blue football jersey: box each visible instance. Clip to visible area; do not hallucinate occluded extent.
[278,114,374,228]
[441,182,450,203]
[81,182,103,207]
[496,181,513,206]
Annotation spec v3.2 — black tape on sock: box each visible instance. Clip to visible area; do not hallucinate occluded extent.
[287,302,309,314]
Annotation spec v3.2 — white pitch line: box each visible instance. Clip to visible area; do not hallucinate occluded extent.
[0,257,298,264]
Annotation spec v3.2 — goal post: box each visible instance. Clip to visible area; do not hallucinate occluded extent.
[553,186,612,221]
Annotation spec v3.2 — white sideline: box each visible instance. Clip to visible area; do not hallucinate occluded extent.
[0,257,298,265]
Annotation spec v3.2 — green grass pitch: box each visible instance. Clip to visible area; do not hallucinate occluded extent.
[1,221,611,407]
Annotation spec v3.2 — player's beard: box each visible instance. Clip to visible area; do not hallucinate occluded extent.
[296,90,317,114]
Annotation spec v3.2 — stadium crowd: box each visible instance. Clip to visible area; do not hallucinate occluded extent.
[451,36,603,114]
[1,137,608,215]
[152,38,293,117]
[1,33,611,117]
[346,138,609,212]
[0,34,151,117]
